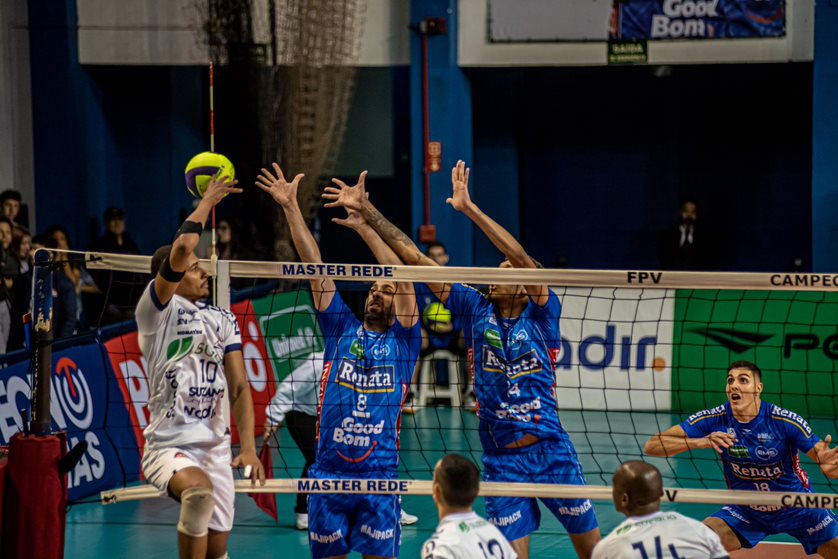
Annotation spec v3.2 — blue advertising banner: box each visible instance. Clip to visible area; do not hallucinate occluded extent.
[611,0,785,40]
[0,343,140,501]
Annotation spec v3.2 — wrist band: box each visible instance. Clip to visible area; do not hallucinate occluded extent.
[175,220,203,240]
[159,255,185,283]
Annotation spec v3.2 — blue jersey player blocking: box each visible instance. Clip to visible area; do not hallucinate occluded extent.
[259,164,420,559]
[646,360,838,558]
[322,160,601,559]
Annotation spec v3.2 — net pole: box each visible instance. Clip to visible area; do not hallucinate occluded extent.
[209,61,218,305]
[30,249,54,436]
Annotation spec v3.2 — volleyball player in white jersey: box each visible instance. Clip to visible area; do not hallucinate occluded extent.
[423,454,516,559]
[592,462,728,559]
[137,175,265,559]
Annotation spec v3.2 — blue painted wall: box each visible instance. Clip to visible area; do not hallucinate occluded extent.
[812,2,838,272]
[28,2,204,254]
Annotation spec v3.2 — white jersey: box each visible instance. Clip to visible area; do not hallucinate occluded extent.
[593,511,728,559]
[136,281,242,450]
[422,511,517,559]
[265,352,321,425]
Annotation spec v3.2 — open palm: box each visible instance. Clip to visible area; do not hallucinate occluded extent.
[256,163,304,208]
[447,159,473,213]
[322,170,368,211]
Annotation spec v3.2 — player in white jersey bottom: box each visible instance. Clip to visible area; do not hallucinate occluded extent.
[593,462,728,559]
[423,454,516,559]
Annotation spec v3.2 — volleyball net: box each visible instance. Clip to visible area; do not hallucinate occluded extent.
[10,249,838,508]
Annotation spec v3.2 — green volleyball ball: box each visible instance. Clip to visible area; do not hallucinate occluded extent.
[184,152,235,198]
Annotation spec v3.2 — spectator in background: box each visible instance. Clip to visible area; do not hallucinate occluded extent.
[406,241,474,413]
[47,225,99,330]
[6,226,32,351]
[0,216,19,353]
[657,199,713,270]
[88,207,143,324]
[0,189,27,228]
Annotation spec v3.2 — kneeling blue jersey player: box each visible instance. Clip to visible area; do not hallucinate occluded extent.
[322,160,601,559]
[259,165,420,559]
[646,360,838,558]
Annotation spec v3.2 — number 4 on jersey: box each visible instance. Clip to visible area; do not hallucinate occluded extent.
[632,536,682,559]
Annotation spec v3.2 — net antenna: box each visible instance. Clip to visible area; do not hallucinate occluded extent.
[209,61,218,306]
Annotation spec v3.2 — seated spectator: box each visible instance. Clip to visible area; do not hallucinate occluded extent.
[46,224,99,331]
[0,189,27,228]
[87,207,143,324]
[6,226,32,351]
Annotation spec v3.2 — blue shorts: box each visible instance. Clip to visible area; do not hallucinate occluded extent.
[713,505,838,555]
[482,440,598,542]
[307,468,400,559]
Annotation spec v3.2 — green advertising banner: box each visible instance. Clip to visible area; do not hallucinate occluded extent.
[672,290,838,417]
[251,290,324,382]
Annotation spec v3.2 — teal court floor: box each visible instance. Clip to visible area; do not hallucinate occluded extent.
[67,408,836,557]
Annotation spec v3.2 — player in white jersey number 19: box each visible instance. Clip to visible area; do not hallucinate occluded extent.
[423,455,517,559]
[592,462,728,559]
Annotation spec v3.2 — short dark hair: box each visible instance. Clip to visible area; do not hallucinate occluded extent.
[435,454,480,508]
[45,224,71,246]
[151,245,173,277]
[0,216,12,229]
[32,234,57,250]
[729,360,762,383]
[0,190,22,204]
[425,241,447,255]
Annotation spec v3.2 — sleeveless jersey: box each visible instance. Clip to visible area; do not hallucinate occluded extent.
[592,511,728,559]
[423,511,517,559]
[445,284,566,451]
[135,281,241,450]
[681,401,819,499]
[315,291,421,475]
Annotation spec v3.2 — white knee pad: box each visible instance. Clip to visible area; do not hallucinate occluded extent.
[177,486,214,537]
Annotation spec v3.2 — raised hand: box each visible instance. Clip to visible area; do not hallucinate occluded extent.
[816,434,838,467]
[322,170,368,211]
[256,163,305,209]
[331,207,367,231]
[202,174,242,206]
[446,160,474,213]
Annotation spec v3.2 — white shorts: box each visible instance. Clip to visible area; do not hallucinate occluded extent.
[142,441,235,533]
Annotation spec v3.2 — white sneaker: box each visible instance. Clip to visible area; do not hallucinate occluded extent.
[400,509,418,525]
[295,512,309,530]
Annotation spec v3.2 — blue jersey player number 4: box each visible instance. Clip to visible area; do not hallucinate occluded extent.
[646,361,838,558]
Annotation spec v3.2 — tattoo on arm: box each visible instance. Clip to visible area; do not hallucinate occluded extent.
[365,208,423,264]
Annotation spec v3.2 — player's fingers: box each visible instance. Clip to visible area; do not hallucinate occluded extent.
[292,173,305,185]
[825,434,832,445]
[464,167,470,184]
[324,201,342,208]
[272,163,286,183]
[255,182,273,194]
[259,168,276,183]
[451,165,458,183]
[331,177,349,189]
[446,197,453,206]
[358,170,368,185]
[323,186,341,194]
[258,464,266,486]
[231,455,241,467]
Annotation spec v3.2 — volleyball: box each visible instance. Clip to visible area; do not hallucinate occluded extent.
[423,302,452,332]
[184,151,235,198]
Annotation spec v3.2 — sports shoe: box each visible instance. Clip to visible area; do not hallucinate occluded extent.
[400,509,418,525]
[463,391,477,413]
[403,390,416,415]
[295,512,309,530]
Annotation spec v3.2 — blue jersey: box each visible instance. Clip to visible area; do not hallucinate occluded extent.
[446,284,566,451]
[681,402,818,495]
[314,291,421,475]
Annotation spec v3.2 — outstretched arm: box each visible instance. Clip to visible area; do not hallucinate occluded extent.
[807,435,838,479]
[154,176,242,307]
[323,171,450,303]
[257,163,335,311]
[644,425,738,457]
[447,160,548,306]
[333,207,418,327]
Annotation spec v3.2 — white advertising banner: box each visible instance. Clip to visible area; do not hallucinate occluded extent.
[553,288,674,411]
